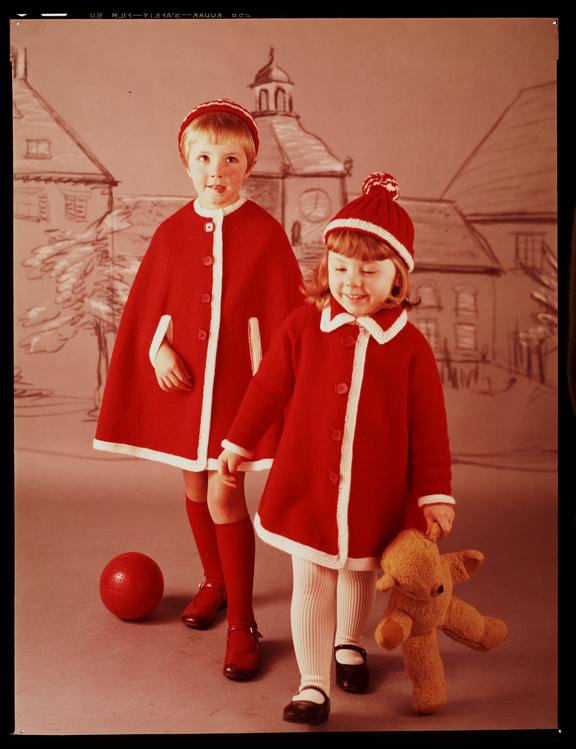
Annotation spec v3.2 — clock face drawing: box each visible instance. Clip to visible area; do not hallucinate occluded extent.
[298,188,332,223]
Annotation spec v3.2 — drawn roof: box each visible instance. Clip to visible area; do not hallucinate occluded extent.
[249,48,294,88]
[252,115,347,177]
[400,197,501,273]
[12,50,116,185]
[441,82,556,220]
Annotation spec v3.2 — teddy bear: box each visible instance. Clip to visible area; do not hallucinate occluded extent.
[374,523,508,714]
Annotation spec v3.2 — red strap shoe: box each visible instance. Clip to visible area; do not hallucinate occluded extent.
[181,582,227,629]
[223,623,263,680]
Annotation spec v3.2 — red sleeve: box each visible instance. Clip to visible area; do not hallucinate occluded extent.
[257,223,304,351]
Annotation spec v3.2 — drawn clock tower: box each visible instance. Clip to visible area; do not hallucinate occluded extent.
[242,48,352,269]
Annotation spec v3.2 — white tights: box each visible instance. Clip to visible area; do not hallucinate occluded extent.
[290,556,376,700]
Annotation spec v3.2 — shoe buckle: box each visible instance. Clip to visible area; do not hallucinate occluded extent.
[250,625,263,640]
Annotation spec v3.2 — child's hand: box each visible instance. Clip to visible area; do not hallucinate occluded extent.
[154,340,194,392]
[217,449,243,487]
[423,504,455,539]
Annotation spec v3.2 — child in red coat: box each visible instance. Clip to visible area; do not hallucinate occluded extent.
[218,172,455,722]
[94,99,303,679]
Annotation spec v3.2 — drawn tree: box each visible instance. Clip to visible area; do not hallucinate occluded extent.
[514,244,558,384]
[19,209,139,415]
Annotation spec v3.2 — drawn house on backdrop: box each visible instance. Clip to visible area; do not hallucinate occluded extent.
[243,48,351,267]
[13,42,556,409]
[441,82,557,385]
[12,45,117,243]
[12,43,118,400]
[406,199,501,368]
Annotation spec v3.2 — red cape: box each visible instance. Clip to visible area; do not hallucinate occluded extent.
[94,198,303,471]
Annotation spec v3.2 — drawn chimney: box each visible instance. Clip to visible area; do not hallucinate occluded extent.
[249,47,295,117]
[11,44,28,80]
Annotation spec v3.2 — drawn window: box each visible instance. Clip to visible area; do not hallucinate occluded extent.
[454,323,478,352]
[275,87,286,111]
[413,318,441,352]
[415,282,441,309]
[258,89,269,111]
[453,284,478,316]
[25,139,52,159]
[64,193,88,222]
[14,190,49,222]
[515,233,546,273]
[291,221,302,246]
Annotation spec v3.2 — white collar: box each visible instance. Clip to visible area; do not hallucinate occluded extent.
[320,303,407,345]
[193,196,247,218]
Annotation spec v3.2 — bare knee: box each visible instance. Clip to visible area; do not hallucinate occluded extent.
[207,471,247,523]
[183,470,208,502]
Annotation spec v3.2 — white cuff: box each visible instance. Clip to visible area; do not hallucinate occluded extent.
[149,315,172,366]
[417,494,456,508]
[221,439,254,459]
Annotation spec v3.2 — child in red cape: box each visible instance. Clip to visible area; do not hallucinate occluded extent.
[218,172,456,722]
[94,99,303,679]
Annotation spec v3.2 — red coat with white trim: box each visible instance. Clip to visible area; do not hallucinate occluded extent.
[224,300,454,570]
[94,197,303,471]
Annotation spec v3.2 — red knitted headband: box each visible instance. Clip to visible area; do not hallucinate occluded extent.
[178,99,260,156]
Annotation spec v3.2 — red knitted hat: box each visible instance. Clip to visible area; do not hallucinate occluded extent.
[178,98,260,158]
[323,172,415,272]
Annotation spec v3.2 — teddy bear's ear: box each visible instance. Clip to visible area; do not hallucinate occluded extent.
[444,550,485,582]
[376,573,396,592]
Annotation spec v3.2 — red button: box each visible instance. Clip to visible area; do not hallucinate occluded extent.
[201,293,211,304]
[204,222,214,232]
[331,429,343,442]
[203,256,213,266]
[197,329,208,341]
[341,335,356,348]
[329,471,339,485]
[335,382,349,395]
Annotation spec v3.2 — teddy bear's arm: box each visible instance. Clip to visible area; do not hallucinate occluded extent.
[444,550,484,583]
[375,608,413,650]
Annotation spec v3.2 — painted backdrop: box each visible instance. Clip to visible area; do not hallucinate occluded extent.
[12,16,558,470]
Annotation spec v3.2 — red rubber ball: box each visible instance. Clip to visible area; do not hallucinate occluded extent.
[99,552,164,620]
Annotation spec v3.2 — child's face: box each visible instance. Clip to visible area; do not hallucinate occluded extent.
[328,250,398,317]
[186,135,250,209]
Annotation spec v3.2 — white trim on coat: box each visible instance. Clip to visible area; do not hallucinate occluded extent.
[320,304,408,345]
[254,513,380,571]
[358,310,407,344]
[336,328,370,566]
[193,196,247,218]
[92,438,272,472]
[221,439,254,459]
[417,494,456,507]
[195,211,224,467]
[248,317,263,374]
[323,217,414,272]
[149,314,172,366]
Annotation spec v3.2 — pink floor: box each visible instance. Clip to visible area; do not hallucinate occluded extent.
[13,418,558,735]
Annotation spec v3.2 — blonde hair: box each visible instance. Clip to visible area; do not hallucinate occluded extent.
[179,111,257,170]
[302,229,419,311]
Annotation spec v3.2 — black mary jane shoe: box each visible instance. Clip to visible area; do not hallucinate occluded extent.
[334,644,369,693]
[282,686,330,726]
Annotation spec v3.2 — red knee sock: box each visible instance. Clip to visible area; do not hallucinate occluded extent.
[185,497,224,587]
[214,516,256,627]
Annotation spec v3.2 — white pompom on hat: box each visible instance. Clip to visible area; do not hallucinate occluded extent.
[323,172,415,272]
